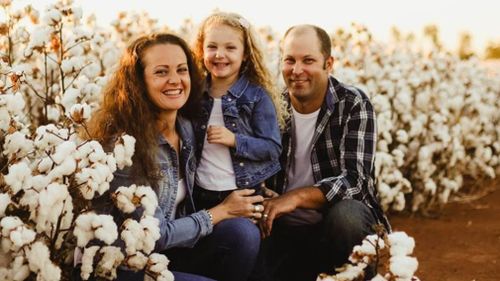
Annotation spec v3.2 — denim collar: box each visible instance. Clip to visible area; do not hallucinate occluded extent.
[203,74,250,98]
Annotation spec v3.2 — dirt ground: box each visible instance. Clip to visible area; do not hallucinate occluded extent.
[390,178,500,281]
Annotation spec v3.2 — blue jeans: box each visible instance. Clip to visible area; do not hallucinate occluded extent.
[165,217,261,281]
[262,199,378,281]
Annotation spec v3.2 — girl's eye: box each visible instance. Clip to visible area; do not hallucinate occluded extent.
[227,46,236,50]
[178,67,188,73]
[284,58,294,64]
[155,70,168,75]
[206,45,216,49]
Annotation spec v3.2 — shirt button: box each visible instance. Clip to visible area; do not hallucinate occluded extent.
[201,125,206,129]
[227,98,232,102]
[245,181,249,185]
[239,162,244,167]
[232,123,236,127]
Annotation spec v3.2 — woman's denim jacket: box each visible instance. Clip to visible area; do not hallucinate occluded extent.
[93,116,213,251]
[192,76,282,188]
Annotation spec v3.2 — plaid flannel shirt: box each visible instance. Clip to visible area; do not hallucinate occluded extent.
[273,75,390,231]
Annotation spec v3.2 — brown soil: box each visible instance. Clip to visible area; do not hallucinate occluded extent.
[390,178,500,281]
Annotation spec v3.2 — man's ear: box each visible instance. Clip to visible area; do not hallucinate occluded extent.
[324,56,334,71]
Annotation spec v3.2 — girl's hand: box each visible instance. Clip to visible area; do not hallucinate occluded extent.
[207,125,236,148]
[209,189,264,224]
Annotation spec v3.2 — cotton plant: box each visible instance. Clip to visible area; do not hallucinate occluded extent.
[1,2,176,280]
[317,226,419,281]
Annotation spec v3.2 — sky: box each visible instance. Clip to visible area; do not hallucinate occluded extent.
[3,0,500,53]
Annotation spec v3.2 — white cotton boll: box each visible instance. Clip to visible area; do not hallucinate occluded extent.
[389,256,418,279]
[11,255,30,281]
[395,130,409,144]
[156,270,175,281]
[52,141,77,164]
[74,213,97,247]
[47,105,61,122]
[106,155,117,174]
[3,131,34,157]
[39,260,62,281]
[126,252,148,271]
[26,241,50,272]
[4,161,32,195]
[121,219,143,255]
[94,215,118,245]
[61,59,75,74]
[147,253,170,273]
[68,103,92,123]
[28,26,51,49]
[5,92,26,114]
[388,232,415,257]
[391,149,405,167]
[423,179,437,195]
[114,185,137,214]
[47,157,77,180]
[43,9,62,25]
[36,182,72,235]
[88,143,107,163]
[141,216,160,254]
[81,246,99,280]
[392,191,406,212]
[136,185,159,216]
[96,246,124,280]
[61,87,80,110]
[0,194,11,218]
[333,264,366,280]
[0,108,10,131]
[37,157,53,173]
[82,62,101,80]
[9,225,36,249]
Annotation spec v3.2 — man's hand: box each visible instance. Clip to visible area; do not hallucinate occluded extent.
[207,125,236,148]
[260,192,299,238]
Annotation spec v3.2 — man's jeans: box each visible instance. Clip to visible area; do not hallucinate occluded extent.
[165,217,261,281]
[263,199,378,281]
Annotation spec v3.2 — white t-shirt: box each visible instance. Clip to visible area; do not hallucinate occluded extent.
[281,106,323,225]
[171,178,187,219]
[196,98,237,191]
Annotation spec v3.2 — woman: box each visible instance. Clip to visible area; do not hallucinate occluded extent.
[86,33,264,281]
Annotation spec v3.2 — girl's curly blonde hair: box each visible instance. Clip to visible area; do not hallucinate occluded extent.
[193,11,286,127]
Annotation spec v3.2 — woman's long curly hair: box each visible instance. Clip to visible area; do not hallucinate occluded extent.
[86,33,202,188]
[193,12,286,127]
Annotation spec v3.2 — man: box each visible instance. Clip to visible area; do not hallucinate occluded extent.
[260,25,390,281]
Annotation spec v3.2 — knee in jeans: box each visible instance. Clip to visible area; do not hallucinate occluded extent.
[324,200,375,240]
[217,218,260,250]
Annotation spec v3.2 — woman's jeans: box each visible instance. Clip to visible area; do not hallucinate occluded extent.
[165,217,261,281]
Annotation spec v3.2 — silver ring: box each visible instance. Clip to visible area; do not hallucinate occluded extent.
[254,204,263,212]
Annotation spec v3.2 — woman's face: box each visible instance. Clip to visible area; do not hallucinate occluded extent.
[142,43,191,114]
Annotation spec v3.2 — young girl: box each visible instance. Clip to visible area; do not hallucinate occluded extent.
[192,12,282,211]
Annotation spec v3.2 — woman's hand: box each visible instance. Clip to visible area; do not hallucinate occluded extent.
[209,189,264,224]
[207,125,236,148]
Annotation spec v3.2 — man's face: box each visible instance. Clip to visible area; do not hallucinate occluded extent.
[281,28,332,112]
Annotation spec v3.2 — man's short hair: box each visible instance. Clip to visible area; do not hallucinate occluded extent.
[283,25,331,60]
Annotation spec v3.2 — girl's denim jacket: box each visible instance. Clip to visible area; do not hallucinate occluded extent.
[192,76,282,188]
[93,116,213,252]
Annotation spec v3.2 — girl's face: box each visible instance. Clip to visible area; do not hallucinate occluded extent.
[143,43,191,114]
[202,24,245,84]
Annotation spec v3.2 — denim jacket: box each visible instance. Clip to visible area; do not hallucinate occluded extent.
[93,116,213,251]
[192,76,282,188]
